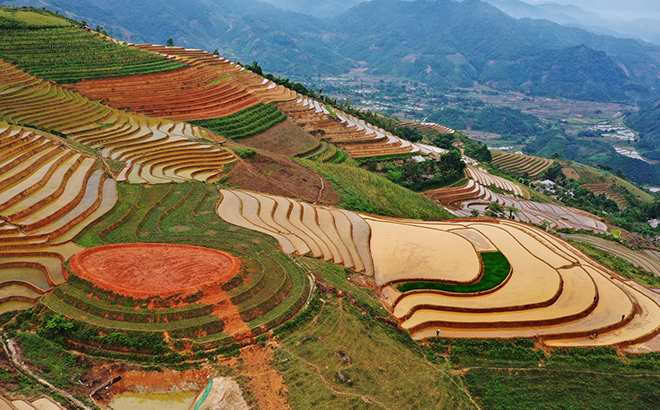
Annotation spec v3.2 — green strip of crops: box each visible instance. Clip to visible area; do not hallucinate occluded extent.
[326,105,338,118]
[397,252,510,293]
[0,26,184,83]
[190,103,286,139]
[205,72,249,87]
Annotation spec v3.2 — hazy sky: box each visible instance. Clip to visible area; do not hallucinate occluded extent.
[258,0,660,20]
[528,0,660,20]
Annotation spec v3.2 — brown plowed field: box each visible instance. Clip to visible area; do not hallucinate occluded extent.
[69,243,240,298]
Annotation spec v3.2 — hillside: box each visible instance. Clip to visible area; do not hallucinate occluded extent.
[626,98,660,160]
[4,0,660,101]
[2,7,660,410]
[524,128,660,186]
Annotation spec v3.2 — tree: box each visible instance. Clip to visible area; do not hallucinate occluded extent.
[505,205,520,220]
[385,169,402,183]
[616,168,627,180]
[539,220,552,231]
[213,48,219,56]
[485,202,505,218]
[44,314,75,335]
[245,61,264,76]
[432,133,455,150]
[544,162,565,183]
[166,38,174,47]
[470,209,480,217]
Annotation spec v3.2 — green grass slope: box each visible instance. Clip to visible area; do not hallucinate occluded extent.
[296,158,453,220]
[274,257,473,409]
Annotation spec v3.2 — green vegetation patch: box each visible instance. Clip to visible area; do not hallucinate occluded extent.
[0,26,184,83]
[325,105,338,118]
[427,338,660,410]
[190,103,286,139]
[274,293,471,409]
[204,71,249,87]
[296,158,452,220]
[0,7,73,28]
[14,331,91,389]
[397,252,510,293]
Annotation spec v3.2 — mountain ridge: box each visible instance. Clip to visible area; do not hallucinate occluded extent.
[3,0,660,102]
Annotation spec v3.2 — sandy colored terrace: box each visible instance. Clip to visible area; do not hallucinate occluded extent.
[69,243,241,298]
[215,188,660,349]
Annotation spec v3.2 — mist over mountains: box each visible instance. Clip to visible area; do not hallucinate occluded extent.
[4,0,660,102]
[483,0,660,45]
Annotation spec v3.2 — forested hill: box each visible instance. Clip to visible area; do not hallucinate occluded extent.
[4,0,660,101]
[626,100,660,160]
[330,0,655,101]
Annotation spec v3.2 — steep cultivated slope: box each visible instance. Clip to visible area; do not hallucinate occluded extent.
[0,11,183,82]
[72,45,297,121]
[0,122,116,314]
[0,59,236,184]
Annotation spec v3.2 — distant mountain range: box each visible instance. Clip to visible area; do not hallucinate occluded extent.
[3,0,660,102]
[483,0,660,45]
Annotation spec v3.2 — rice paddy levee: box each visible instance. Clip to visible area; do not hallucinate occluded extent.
[215,188,660,349]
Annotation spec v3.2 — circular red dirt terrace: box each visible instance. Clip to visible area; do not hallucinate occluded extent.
[69,243,240,298]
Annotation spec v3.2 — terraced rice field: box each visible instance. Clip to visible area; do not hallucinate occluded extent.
[491,151,554,178]
[297,141,345,163]
[64,182,310,353]
[0,59,237,184]
[215,189,660,348]
[278,96,447,159]
[1,395,66,410]
[405,121,455,135]
[73,44,443,160]
[425,177,608,232]
[0,26,184,83]
[217,189,373,275]
[0,122,117,313]
[467,166,528,198]
[567,235,660,277]
[582,183,627,209]
[71,45,297,121]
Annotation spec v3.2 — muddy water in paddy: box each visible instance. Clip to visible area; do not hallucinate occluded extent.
[0,301,33,315]
[109,391,197,410]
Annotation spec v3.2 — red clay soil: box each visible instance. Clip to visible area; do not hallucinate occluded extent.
[240,343,290,409]
[224,150,340,204]
[69,243,240,298]
[562,167,580,180]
